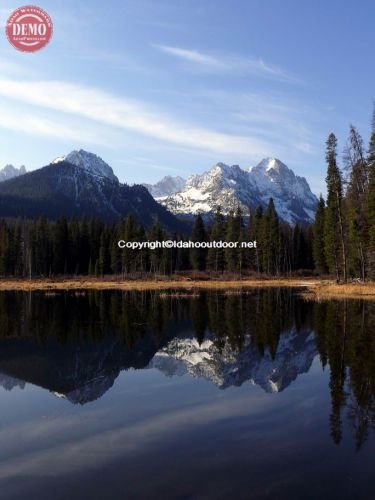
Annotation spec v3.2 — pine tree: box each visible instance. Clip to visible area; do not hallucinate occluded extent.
[293,224,304,270]
[345,126,368,280]
[97,232,107,277]
[312,195,327,273]
[207,207,225,272]
[79,218,90,275]
[121,214,137,274]
[366,132,375,276]
[262,199,280,275]
[224,210,239,272]
[13,221,23,277]
[136,224,148,273]
[110,224,122,275]
[53,217,69,275]
[236,206,247,276]
[190,214,207,271]
[68,219,80,275]
[344,125,369,194]
[324,133,347,282]
[88,218,101,276]
[148,220,165,274]
[253,206,263,273]
[224,207,244,274]
[367,132,375,244]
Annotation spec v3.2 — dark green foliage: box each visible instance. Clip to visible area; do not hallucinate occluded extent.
[262,198,281,275]
[324,133,347,281]
[190,214,207,271]
[312,299,375,449]
[0,199,316,278]
[367,133,375,247]
[315,106,375,280]
[345,126,368,280]
[207,207,225,272]
[224,209,241,273]
[253,205,264,273]
[312,195,327,273]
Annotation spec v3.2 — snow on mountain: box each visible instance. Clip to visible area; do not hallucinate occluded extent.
[149,327,317,393]
[248,157,318,224]
[143,175,186,197]
[53,149,118,182]
[52,156,66,164]
[0,164,26,183]
[156,158,318,225]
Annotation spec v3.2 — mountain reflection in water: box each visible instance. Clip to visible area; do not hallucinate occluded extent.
[0,288,374,452]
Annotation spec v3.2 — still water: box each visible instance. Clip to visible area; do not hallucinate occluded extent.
[0,288,374,499]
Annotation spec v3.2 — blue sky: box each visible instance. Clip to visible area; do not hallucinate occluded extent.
[0,0,374,195]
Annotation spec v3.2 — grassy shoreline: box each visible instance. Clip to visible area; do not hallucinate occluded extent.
[0,277,374,299]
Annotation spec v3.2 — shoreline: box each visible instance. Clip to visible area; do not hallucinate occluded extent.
[0,277,374,299]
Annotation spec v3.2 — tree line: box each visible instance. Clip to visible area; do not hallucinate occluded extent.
[312,107,375,281]
[0,200,313,278]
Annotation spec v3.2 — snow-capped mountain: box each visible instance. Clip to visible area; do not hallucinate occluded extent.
[53,149,118,182]
[143,175,186,197]
[0,150,186,231]
[156,158,318,225]
[149,328,317,393]
[249,158,317,223]
[0,164,26,183]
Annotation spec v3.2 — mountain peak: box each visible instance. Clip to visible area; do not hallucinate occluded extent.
[143,175,186,198]
[211,162,233,176]
[0,164,27,183]
[53,150,118,182]
[251,157,288,173]
[214,162,230,169]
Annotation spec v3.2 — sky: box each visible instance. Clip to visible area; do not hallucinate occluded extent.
[0,0,374,195]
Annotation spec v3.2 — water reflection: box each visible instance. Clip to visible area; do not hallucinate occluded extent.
[0,289,374,449]
[313,300,375,449]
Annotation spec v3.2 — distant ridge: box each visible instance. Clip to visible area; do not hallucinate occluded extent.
[0,164,26,183]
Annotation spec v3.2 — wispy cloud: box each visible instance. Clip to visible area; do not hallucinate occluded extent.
[0,79,280,157]
[155,45,222,66]
[0,104,118,147]
[153,44,298,81]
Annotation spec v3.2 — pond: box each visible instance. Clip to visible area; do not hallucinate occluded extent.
[0,289,374,499]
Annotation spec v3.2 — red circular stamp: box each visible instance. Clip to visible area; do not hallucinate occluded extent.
[6,5,53,52]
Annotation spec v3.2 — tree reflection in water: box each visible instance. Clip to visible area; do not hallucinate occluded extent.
[0,289,374,447]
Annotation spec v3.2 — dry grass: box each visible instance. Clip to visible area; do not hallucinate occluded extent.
[0,277,320,292]
[309,282,375,300]
[0,277,374,300]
